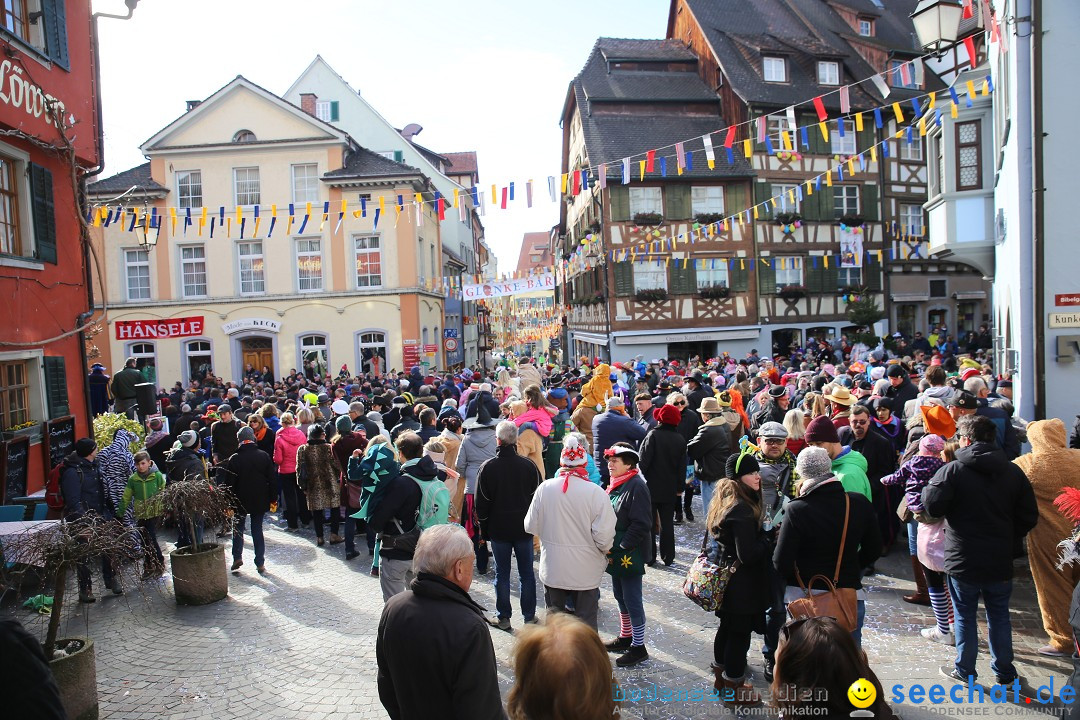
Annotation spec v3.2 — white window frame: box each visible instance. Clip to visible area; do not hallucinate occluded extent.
[315,101,332,122]
[696,263,730,289]
[123,247,151,301]
[831,131,858,156]
[766,115,797,152]
[900,137,924,161]
[763,56,786,83]
[298,334,328,377]
[237,241,265,295]
[837,266,862,287]
[179,244,207,299]
[233,167,260,207]
[0,141,34,262]
[354,235,383,288]
[295,237,323,292]
[356,331,388,376]
[125,342,157,384]
[899,203,924,235]
[0,350,46,431]
[775,256,803,288]
[291,163,319,205]
[817,61,840,86]
[858,18,873,36]
[176,170,202,209]
[632,262,667,292]
[691,186,725,215]
[629,187,663,216]
[833,186,860,219]
[184,340,213,385]
[774,183,801,213]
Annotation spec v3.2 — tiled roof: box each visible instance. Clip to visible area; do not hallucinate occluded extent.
[516,232,553,274]
[87,162,167,196]
[571,39,753,179]
[323,147,421,179]
[443,151,478,175]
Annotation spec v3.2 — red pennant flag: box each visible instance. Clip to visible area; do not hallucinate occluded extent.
[962,0,973,18]
[572,170,581,196]
[437,198,446,221]
[963,36,977,69]
[724,125,736,148]
[501,187,508,209]
[645,150,656,173]
[813,96,828,122]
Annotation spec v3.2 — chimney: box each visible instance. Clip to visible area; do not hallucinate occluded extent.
[300,93,317,116]
[186,100,201,111]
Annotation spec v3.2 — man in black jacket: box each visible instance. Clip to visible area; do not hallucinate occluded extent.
[221,426,275,574]
[684,373,711,412]
[390,405,421,442]
[60,438,120,602]
[210,405,241,465]
[640,404,687,565]
[475,421,542,631]
[369,450,423,602]
[377,524,506,720]
[839,404,900,571]
[634,393,656,431]
[885,364,919,411]
[688,397,733,516]
[922,415,1038,686]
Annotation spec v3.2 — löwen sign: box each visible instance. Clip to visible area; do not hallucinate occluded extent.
[115,316,205,340]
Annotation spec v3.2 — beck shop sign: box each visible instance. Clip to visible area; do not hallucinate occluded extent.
[115,316,204,340]
[222,318,282,335]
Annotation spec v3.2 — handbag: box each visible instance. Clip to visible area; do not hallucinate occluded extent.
[380,519,421,554]
[682,532,738,612]
[896,495,914,523]
[787,494,858,632]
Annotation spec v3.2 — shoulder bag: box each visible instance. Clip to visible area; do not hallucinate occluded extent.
[786,493,858,632]
[683,530,739,612]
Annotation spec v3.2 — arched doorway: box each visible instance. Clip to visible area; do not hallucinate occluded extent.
[239,336,274,382]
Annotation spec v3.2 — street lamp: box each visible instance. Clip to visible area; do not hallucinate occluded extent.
[135,203,159,251]
[910,0,964,55]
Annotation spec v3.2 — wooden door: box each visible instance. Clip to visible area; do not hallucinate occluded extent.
[241,337,274,379]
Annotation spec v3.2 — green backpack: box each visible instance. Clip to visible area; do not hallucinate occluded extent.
[404,472,450,530]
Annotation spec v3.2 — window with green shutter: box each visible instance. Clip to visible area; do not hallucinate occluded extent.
[664,185,691,220]
[864,253,882,291]
[801,185,827,222]
[608,186,630,222]
[612,260,634,296]
[725,183,748,219]
[754,181,773,218]
[669,260,696,294]
[30,163,56,264]
[758,263,777,295]
[804,114,830,155]
[861,184,879,221]
[857,122,876,156]
[330,101,340,122]
[806,262,825,293]
[730,263,750,292]
[43,356,68,418]
[41,0,69,71]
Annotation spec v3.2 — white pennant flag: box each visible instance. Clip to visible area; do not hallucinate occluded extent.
[839,86,851,114]
[870,73,891,100]
[598,164,607,189]
[547,176,556,202]
[702,134,715,165]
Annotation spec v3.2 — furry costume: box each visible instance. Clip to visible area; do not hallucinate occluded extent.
[1014,419,1080,652]
[579,363,613,410]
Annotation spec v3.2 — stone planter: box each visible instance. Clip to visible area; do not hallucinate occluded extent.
[170,542,228,606]
[49,637,98,720]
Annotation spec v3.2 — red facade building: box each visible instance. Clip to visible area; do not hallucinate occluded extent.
[0,1,101,497]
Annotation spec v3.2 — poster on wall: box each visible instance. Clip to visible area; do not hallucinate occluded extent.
[839,230,863,268]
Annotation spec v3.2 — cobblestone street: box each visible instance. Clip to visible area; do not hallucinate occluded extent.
[6,499,1072,719]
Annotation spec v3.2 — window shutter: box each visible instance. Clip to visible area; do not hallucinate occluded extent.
[758,262,777,295]
[608,186,630,222]
[754,181,773,218]
[805,114,830,155]
[664,185,691,220]
[30,163,57,264]
[865,253,882,291]
[861,184,879,221]
[725,183,747,217]
[43,356,69,418]
[857,123,876,156]
[806,262,825,293]
[669,261,696,294]
[824,262,839,291]
[393,150,403,163]
[41,0,69,70]
[613,260,633,296]
[730,263,750,292]
[801,185,824,221]
[330,101,340,122]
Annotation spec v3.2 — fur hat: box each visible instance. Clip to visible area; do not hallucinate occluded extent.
[804,416,840,444]
[795,446,833,482]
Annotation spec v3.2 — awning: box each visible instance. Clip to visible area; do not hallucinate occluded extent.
[613,327,761,345]
[891,293,930,302]
[953,291,988,300]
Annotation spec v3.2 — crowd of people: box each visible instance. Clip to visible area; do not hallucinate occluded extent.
[49,333,1080,718]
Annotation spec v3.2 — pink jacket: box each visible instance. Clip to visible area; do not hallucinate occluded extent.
[273,425,306,473]
[513,406,554,437]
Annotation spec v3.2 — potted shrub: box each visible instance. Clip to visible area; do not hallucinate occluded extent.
[698,284,731,300]
[634,288,669,303]
[92,413,145,454]
[155,478,236,606]
[632,212,663,227]
[778,284,808,300]
[11,514,138,720]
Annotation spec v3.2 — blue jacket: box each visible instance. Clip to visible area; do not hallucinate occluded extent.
[60,453,109,520]
[977,398,1021,459]
[591,410,647,485]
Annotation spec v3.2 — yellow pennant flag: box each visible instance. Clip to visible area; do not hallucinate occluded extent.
[743,139,752,158]
[560,175,568,194]
[788,189,795,205]
[892,102,905,124]
[452,189,459,208]
[928,91,936,110]
[722,218,729,232]
[740,257,745,270]
[781,130,792,151]
[677,162,683,176]
[919,117,927,136]
[982,78,990,96]
[805,180,813,196]
[824,254,829,269]
[169,206,177,235]
[762,257,770,267]
[639,160,646,181]
[235,206,242,224]
[708,157,715,170]
[199,206,207,236]
[826,170,833,187]
[855,113,864,132]
[379,195,386,216]
[870,146,877,163]
[769,197,777,208]
[965,80,977,102]
[226,217,232,238]
[92,206,103,227]
[847,158,855,176]
[818,122,830,142]
[753,205,759,220]
[950,102,958,119]
[491,184,497,205]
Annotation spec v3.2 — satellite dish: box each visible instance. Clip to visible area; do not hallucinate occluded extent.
[402,123,423,139]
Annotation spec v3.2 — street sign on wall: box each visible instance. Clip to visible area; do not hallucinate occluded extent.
[444,338,459,352]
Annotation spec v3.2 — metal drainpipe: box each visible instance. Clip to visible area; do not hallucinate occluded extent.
[1032,0,1045,419]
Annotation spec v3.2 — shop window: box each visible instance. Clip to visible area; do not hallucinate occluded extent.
[299,334,328,378]
[185,340,213,383]
[127,342,156,386]
[357,331,387,377]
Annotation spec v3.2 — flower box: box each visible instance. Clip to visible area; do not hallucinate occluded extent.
[778,284,808,299]
[695,212,725,226]
[634,289,669,303]
[698,285,731,300]
[632,212,664,227]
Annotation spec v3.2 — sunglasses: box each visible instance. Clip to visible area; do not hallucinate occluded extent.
[672,401,687,407]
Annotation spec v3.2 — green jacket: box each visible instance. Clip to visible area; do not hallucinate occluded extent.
[831,448,873,501]
[110,366,144,401]
[118,470,166,519]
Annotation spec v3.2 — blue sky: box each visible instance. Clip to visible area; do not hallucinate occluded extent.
[94,0,670,273]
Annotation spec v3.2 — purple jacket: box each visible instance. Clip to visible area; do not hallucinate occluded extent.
[881,454,945,514]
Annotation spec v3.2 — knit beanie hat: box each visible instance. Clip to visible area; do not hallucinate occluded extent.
[75,438,97,457]
[178,430,199,448]
[654,404,682,426]
[919,433,946,457]
[803,416,840,444]
[335,415,353,435]
[560,434,588,467]
[795,446,833,482]
[237,426,256,443]
[725,451,761,480]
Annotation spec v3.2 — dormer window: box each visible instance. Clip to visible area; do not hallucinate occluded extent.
[818,61,840,85]
[858,18,874,36]
[233,130,257,143]
[763,56,786,83]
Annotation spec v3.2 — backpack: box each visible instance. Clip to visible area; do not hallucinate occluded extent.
[45,464,66,510]
[403,470,449,530]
